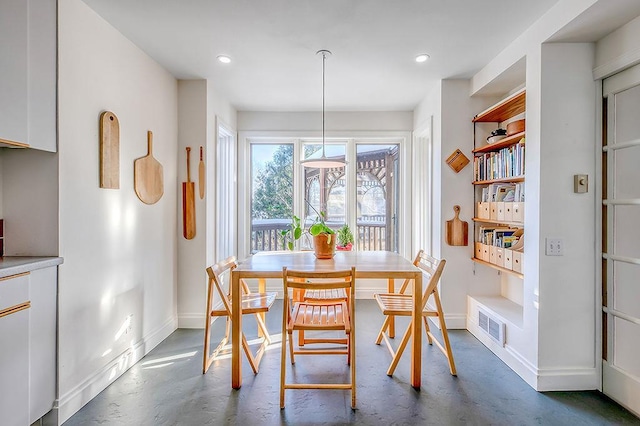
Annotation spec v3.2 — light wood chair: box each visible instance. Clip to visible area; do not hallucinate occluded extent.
[297,286,349,347]
[374,251,456,377]
[280,267,356,409]
[203,256,276,375]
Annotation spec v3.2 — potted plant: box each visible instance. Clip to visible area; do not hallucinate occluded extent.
[336,224,354,251]
[308,211,336,259]
[281,202,336,259]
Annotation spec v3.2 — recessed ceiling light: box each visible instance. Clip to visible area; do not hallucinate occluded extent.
[415,54,430,63]
[217,55,231,64]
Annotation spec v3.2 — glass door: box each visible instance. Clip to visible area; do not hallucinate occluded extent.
[602,63,640,416]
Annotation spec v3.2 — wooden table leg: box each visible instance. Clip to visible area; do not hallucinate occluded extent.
[410,272,422,389]
[387,278,395,338]
[258,278,266,337]
[231,271,242,389]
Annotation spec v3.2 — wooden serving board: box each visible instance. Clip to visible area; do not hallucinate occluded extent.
[134,131,164,204]
[198,146,205,199]
[183,147,196,239]
[99,111,119,189]
[446,205,468,246]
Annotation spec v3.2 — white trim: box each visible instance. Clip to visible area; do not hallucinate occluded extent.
[536,367,599,392]
[237,130,413,260]
[55,316,177,424]
[178,313,207,329]
[603,361,640,417]
[602,62,640,96]
[466,317,538,389]
[593,47,640,81]
[594,78,603,392]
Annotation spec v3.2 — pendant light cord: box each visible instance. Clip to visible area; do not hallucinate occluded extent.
[322,50,326,158]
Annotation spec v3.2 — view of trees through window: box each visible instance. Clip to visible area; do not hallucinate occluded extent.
[250,144,293,251]
[249,141,399,253]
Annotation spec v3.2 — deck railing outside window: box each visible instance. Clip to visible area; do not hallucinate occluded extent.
[250,216,386,253]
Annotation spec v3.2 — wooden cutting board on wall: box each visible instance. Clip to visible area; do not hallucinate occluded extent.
[446,205,468,246]
[134,131,164,204]
[182,147,196,239]
[99,111,119,189]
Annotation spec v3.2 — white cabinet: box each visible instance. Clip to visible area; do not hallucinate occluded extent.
[0,0,29,146]
[0,0,57,152]
[0,273,31,426]
[29,267,57,423]
[27,0,57,152]
[0,266,58,425]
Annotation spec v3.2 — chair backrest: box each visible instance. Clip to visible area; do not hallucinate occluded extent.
[414,250,446,310]
[206,256,238,315]
[283,267,356,294]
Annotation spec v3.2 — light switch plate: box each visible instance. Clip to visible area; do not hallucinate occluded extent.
[546,238,564,256]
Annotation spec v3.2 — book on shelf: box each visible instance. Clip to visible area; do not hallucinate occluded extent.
[481,183,524,202]
[473,138,525,181]
[477,226,520,247]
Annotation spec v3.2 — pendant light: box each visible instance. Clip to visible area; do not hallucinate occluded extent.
[301,50,347,169]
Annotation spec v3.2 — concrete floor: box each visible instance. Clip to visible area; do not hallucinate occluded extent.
[65,300,640,425]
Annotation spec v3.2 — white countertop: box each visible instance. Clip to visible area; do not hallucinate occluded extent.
[0,256,64,278]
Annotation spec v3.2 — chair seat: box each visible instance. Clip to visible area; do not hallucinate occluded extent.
[304,288,347,302]
[210,292,276,317]
[288,301,350,332]
[374,293,438,317]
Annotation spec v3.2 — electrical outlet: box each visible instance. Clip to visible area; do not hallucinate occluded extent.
[546,238,564,256]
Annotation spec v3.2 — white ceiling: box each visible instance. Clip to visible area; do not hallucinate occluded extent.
[81,0,565,111]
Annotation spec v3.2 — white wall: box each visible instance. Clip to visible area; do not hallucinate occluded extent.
[239,111,412,132]
[57,0,178,422]
[176,80,208,328]
[440,80,500,328]
[538,42,597,389]
[176,79,237,328]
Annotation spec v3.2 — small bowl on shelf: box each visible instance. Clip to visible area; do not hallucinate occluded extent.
[487,134,507,144]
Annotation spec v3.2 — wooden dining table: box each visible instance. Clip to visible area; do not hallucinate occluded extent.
[230,250,424,389]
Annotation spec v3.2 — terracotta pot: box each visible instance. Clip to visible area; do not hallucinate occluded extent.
[313,233,336,259]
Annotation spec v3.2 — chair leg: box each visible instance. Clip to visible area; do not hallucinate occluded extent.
[280,303,288,409]
[203,315,212,374]
[254,313,272,344]
[423,316,434,345]
[242,333,260,374]
[288,330,295,364]
[375,315,392,345]
[387,323,412,376]
[433,291,457,376]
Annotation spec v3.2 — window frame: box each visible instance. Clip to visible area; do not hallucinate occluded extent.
[238,131,412,260]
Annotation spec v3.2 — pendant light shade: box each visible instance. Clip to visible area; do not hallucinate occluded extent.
[301,50,347,169]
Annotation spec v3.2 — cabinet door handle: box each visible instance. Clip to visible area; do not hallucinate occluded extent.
[0,301,31,318]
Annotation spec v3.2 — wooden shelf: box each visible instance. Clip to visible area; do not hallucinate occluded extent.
[473,89,526,123]
[473,132,525,154]
[471,257,524,279]
[473,176,524,185]
[472,218,524,227]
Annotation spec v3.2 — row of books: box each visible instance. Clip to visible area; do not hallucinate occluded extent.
[477,226,520,248]
[480,183,524,203]
[473,140,525,181]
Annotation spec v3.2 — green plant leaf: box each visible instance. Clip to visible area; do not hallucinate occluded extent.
[294,227,302,239]
[287,241,294,251]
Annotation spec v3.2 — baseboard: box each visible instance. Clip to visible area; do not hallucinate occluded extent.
[536,367,598,391]
[55,315,177,424]
[467,318,538,389]
[178,313,206,329]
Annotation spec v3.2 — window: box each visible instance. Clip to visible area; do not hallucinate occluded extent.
[239,134,410,258]
[250,143,293,252]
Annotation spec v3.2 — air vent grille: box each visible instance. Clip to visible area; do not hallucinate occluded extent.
[478,308,505,346]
